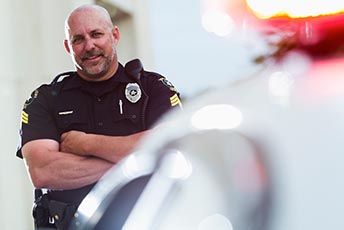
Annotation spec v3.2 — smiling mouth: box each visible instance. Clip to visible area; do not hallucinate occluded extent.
[82,56,105,66]
[83,54,102,61]
[81,49,104,60]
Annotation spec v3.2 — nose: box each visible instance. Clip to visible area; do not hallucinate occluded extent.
[84,37,95,51]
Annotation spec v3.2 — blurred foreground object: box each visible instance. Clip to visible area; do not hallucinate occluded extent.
[69,1,344,229]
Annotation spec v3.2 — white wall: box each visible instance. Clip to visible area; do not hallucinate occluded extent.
[0,1,32,225]
[106,0,154,67]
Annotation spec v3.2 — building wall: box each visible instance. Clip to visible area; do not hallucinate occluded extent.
[104,0,154,67]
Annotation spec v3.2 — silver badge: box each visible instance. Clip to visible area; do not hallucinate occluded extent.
[125,83,141,103]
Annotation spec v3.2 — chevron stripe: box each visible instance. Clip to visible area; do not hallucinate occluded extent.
[22,111,29,124]
[170,94,182,108]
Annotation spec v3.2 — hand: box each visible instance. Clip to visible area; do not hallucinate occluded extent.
[60,130,88,155]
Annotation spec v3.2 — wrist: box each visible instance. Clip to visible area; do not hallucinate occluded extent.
[80,133,92,155]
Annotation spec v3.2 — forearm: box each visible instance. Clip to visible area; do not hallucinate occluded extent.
[22,139,113,190]
[36,153,113,190]
[62,130,149,163]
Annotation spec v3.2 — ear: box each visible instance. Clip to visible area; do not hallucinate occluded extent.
[113,26,120,45]
[64,39,71,54]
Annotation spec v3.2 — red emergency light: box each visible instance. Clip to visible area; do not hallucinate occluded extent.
[245,0,344,19]
[243,0,344,58]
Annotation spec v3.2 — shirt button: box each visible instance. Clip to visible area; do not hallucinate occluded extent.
[131,115,137,119]
[98,122,103,126]
[97,97,102,102]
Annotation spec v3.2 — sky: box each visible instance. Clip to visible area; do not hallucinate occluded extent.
[149,0,268,98]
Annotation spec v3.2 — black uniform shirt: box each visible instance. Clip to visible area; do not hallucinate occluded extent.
[16,62,182,205]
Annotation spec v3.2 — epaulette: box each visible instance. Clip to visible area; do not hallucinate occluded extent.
[51,71,76,84]
[125,59,143,82]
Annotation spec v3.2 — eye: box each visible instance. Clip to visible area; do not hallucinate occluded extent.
[71,36,84,45]
[91,31,104,38]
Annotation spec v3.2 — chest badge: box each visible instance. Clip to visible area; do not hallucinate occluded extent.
[125,83,142,103]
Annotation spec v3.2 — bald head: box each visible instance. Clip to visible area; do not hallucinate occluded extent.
[65,4,113,39]
[63,4,120,81]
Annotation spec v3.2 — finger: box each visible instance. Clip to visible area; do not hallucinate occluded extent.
[60,131,71,142]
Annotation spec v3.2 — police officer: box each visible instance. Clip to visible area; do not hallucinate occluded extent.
[16,4,182,229]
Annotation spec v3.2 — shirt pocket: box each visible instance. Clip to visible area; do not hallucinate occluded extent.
[55,107,88,134]
[112,106,140,124]
[111,99,142,134]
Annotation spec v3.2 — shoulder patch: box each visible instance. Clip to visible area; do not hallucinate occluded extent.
[159,77,177,92]
[23,89,39,109]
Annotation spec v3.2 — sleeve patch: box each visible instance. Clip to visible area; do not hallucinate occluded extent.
[159,77,177,92]
[21,111,29,124]
[170,93,183,108]
[24,89,39,109]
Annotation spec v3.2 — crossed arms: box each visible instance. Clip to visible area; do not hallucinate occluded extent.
[22,131,149,190]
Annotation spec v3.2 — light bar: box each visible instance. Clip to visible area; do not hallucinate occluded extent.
[245,0,344,19]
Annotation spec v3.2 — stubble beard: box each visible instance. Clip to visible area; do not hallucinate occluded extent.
[81,55,111,79]
[80,46,116,80]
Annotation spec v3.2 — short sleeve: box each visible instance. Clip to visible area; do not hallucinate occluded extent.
[16,85,59,158]
[143,72,182,128]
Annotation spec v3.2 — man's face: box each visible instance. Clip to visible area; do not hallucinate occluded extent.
[65,9,119,81]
